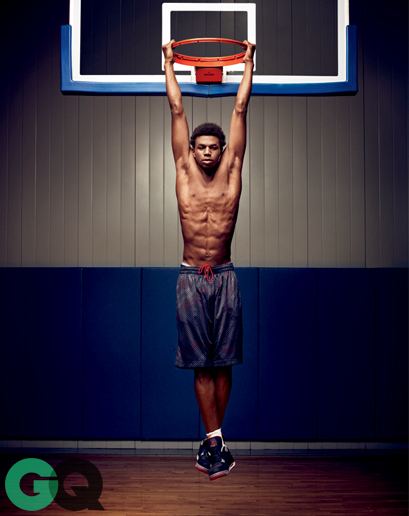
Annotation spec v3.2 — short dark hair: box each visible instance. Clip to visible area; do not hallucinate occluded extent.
[190,122,226,150]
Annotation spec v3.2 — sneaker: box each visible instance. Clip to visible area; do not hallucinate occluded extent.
[205,436,230,481]
[222,438,236,472]
[195,438,211,473]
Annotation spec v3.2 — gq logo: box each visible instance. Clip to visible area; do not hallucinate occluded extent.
[5,458,104,511]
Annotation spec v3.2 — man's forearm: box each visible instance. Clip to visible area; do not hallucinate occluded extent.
[235,60,254,113]
[165,61,183,114]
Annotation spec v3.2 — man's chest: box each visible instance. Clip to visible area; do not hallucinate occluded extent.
[177,180,239,217]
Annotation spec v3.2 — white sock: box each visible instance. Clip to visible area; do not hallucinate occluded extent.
[206,428,222,440]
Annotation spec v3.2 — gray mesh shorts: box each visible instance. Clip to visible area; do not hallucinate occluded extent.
[175,262,243,368]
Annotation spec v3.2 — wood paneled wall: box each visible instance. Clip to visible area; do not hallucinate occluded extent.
[0,0,407,268]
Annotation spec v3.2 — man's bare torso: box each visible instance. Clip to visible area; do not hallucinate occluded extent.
[176,149,242,267]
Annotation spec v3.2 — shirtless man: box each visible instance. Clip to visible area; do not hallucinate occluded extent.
[162,40,255,481]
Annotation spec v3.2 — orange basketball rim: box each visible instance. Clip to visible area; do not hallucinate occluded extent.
[171,38,247,68]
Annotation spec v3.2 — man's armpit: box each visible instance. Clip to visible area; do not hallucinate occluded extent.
[175,159,191,176]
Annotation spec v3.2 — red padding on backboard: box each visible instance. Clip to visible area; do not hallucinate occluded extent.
[196,67,223,83]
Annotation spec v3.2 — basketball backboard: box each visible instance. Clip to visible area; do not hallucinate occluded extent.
[61,0,357,97]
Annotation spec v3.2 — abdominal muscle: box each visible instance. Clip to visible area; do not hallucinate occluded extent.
[178,191,240,267]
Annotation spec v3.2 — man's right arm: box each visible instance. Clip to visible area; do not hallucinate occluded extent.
[162,41,190,170]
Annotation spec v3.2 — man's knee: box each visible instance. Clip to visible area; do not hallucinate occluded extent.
[194,367,214,384]
[195,366,232,386]
[215,365,232,381]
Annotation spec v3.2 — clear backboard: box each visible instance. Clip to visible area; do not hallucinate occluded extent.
[61,0,357,97]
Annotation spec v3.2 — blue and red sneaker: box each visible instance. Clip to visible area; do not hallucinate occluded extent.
[195,435,236,478]
[205,436,235,481]
[195,438,211,473]
[222,438,236,472]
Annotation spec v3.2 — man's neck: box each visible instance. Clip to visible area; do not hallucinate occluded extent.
[196,162,219,183]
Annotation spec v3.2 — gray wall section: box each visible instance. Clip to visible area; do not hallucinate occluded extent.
[0,0,407,267]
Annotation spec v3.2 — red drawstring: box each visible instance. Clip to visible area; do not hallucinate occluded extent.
[198,264,214,282]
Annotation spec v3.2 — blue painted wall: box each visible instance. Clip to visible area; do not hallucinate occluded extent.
[0,268,407,441]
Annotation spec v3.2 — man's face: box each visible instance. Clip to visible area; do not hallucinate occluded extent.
[193,135,222,172]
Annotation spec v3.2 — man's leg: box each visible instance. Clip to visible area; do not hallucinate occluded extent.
[194,366,235,479]
[194,366,232,432]
[214,366,232,427]
[194,367,219,432]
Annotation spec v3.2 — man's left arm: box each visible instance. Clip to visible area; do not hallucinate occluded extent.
[224,41,256,175]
